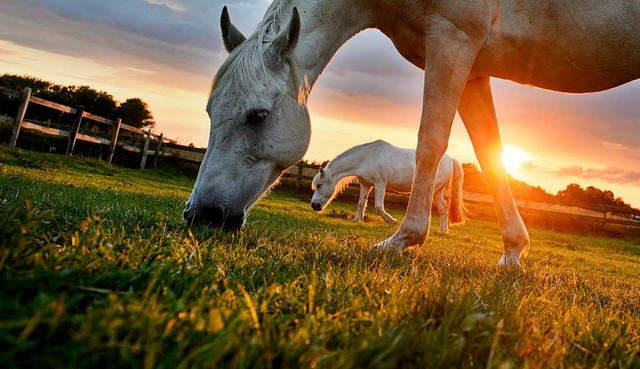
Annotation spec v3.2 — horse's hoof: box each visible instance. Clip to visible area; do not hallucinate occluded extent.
[373,238,402,252]
[352,217,362,222]
[374,226,426,252]
[373,234,408,252]
[497,252,523,269]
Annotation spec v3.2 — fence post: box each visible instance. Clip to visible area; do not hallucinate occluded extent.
[66,106,84,155]
[107,118,122,164]
[140,130,151,170]
[153,133,163,169]
[295,163,303,190]
[9,87,31,147]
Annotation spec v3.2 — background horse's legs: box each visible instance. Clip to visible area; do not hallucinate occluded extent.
[373,183,396,225]
[353,183,372,221]
[458,77,530,267]
[433,187,448,233]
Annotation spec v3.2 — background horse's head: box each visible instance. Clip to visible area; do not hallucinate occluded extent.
[310,167,341,212]
[184,6,311,230]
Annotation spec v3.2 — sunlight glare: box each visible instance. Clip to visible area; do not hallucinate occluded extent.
[502,146,530,175]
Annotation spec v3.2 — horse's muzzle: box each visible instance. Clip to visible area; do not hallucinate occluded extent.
[311,202,322,212]
[183,205,245,231]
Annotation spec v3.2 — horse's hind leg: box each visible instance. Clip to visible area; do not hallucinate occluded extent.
[434,187,448,233]
[374,183,396,225]
[458,77,530,267]
[353,183,372,221]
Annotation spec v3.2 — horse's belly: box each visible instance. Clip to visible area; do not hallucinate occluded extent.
[475,0,640,92]
[386,182,412,194]
[476,45,640,93]
[385,169,414,194]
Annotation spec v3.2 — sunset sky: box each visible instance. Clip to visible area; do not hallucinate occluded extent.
[1,0,639,207]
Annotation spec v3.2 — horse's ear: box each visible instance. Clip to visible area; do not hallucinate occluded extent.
[272,7,300,57]
[319,167,325,176]
[220,6,246,53]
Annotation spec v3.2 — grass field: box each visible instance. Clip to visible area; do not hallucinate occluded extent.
[1,146,639,368]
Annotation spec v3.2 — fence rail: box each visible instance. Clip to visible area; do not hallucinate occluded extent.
[2,85,639,230]
[1,85,202,169]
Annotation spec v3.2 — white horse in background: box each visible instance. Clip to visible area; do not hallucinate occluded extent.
[184,0,640,267]
[310,140,468,232]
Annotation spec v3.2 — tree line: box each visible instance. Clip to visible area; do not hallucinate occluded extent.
[462,163,638,215]
[0,74,154,129]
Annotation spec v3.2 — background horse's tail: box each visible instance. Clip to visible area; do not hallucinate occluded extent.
[448,158,470,225]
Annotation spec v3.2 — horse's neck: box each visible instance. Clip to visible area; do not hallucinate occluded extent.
[287,0,375,90]
[327,149,366,180]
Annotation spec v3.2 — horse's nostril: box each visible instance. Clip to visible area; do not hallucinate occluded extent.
[311,202,322,212]
[198,205,226,227]
[222,212,245,232]
[186,205,245,231]
[183,207,196,224]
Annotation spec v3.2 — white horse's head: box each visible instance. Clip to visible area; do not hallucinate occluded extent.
[310,167,338,212]
[184,6,311,230]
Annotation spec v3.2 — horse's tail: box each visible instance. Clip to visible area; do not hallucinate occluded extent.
[448,158,470,225]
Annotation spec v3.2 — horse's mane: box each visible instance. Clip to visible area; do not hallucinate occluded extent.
[333,176,357,196]
[208,0,303,112]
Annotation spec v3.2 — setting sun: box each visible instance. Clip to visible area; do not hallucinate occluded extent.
[502,146,530,175]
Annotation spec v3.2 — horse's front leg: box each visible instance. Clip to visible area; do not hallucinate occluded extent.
[458,77,529,267]
[375,24,483,251]
[353,183,371,221]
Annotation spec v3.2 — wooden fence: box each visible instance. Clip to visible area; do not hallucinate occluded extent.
[1,85,206,169]
[2,85,638,229]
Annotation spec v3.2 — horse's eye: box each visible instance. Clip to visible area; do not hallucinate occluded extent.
[246,108,270,124]
[316,184,322,189]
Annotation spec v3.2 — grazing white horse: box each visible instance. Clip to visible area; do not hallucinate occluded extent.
[310,140,468,232]
[184,0,640,267]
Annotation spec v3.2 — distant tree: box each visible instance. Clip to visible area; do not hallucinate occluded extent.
[557,183,638,214]
[0,74,152,128]
[462,162,556,202]
[72,86,117,118]
[37,85,118,119]
[527,186,556,202]
[92,91,118,119]
[0,74,50,95]
[462,163,487,189]
[557,183,586,205]
[116,98,155,129]
[39,84,75,106]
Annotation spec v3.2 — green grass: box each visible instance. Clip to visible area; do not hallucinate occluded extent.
[1,146,639,369]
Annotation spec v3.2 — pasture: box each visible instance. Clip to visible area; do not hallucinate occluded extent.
[1,146,639,368]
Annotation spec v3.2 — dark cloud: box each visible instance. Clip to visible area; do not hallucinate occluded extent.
[1,1,222,77]
[8,0,424,104]
[26,0,270,50]
[555,166,640,186]
[326,30,419,81]
[315,30,424,105]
